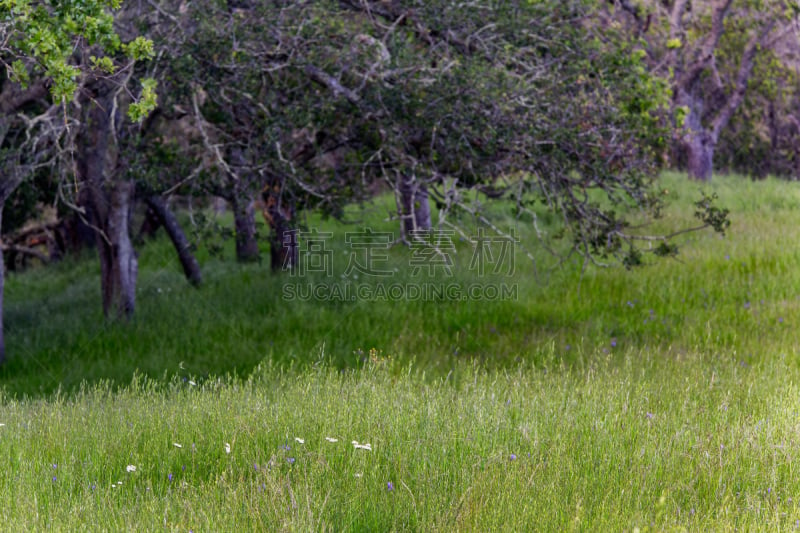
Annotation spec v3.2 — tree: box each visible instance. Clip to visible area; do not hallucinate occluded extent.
[141,0,696,272]
[0,0,156,361]
[614,0,798,181]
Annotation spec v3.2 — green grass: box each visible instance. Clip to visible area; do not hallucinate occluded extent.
[3,172,800,529]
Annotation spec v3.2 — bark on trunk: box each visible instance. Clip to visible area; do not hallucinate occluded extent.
[269,216,297,272]
[398,174,432,236]
[145,195,202,286]
[78,80,138,318]
[685,130,715,182]
[261,183,298,271]
[106,181,138,318]
[232,195,260,262]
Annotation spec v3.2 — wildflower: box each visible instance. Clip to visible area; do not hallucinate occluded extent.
[168,473,173,482]
[646,412,654,420]
[52,476,56,482]
[126,465,137,473]
[325,437,338,443]
[52,463,57,469]
[295,438,305,444]
[352,441,372,451]
[610,338,617,348]
[173,443,182,448]
[509,454,517,461]
[0,423,5,427]
[354,473,363,478]
[387,481,394,491]
[225,443,231,454]
[188,380,196,386]
[287,457,295,465]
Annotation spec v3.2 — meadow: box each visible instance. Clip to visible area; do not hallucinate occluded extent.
[2,173,800,530]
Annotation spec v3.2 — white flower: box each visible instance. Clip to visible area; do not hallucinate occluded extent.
[354,472,363,478]
[0,423,5,427]
[295,437,305,444]
[173,443,182,448]
[126,465,136,473]
[188,380,197,386]
[325,437,338,443]
[225,442,231,454]
[351,441,372,451]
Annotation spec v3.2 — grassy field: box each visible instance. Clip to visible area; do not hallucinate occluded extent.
[2,172,800,530]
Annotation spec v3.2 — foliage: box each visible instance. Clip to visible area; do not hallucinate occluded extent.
[618,0,799,180]
[0,0,156,119]
[133,0,686,265]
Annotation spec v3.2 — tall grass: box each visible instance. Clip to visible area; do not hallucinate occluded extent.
[2,173,800,529]
[2,352,800,530]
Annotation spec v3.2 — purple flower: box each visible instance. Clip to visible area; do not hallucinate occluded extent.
[744,302,751,309]
[646,412,654,419]
[610,338,617,348]
[509,454,517,461]
[52,476,57,482]
[287,457,295,465]
[52,463,57,469]
[387,481,394,491]
[168,473,173,482]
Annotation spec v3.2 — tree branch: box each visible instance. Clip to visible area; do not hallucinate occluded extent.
[304,65,361,104]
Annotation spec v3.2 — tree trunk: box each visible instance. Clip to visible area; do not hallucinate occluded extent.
[269,215,297,272]
[77,80,138,318]
[261,183,297,271]
[232,195,260,262]
[684,130,715,182]
[145,195,202,286]
[398,174,432,236]
[102,180,138,318]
